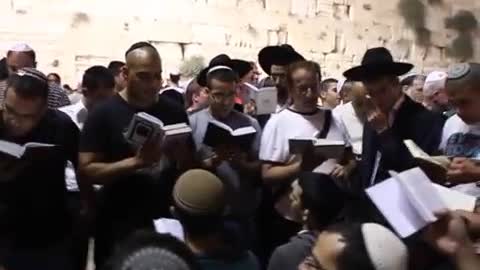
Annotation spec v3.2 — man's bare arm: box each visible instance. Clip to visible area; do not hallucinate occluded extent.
[78,152,144,185]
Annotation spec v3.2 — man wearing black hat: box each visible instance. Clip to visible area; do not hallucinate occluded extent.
[343,47,445,190]
[258,44,305,110]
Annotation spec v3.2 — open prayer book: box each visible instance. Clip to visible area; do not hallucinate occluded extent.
[248,86,278,115]
[0,140,55,159]
[124,112,192,146]
[0,140,57,182]
[404,139,450,183]
[203,120,256,149]
[366,167,476,238]
[289,137,345,160]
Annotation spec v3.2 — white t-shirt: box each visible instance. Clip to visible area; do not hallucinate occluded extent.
[332,102,364,156]
[259,107,346,164]
[440,114,480,197]
[60,101,88,192]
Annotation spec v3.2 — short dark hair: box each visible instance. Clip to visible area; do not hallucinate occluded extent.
[7,50,36,62]
[107,61,125,76]
[400,74,426,87]
[125,41,157,57]
[174,206,224,238]
[286,61,319,90]
[206,67,238,89]
[325,223,375,270]
[6,68,49,101]
[170,73,181,84]
[82,65,115,92]
[47,73,61,83]
[104,231,199,270]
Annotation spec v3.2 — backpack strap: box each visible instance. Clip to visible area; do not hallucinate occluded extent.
[318,110,332,139]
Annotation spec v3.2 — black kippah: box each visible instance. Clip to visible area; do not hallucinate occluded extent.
[125,42,156,57]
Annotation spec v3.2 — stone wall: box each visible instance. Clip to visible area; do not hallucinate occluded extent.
[0,0,479,85]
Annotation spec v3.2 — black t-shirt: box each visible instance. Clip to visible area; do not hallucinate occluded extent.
[80,94,190,218]
[0,109,79,249]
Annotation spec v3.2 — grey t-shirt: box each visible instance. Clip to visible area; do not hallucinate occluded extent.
[189,108,262,217]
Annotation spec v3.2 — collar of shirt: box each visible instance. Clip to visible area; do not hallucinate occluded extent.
[388,94,406,127]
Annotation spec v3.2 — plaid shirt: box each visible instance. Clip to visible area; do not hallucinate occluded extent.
[0,79,71,108]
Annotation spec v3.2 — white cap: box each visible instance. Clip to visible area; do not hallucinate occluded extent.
[362,223,408,270]
[424,71,447,97]
[9,42,34,52]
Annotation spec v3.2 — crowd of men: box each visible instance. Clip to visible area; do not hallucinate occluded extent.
[0,40,479,270]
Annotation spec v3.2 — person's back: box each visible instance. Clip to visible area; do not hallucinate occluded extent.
[197,250,259,270]
[171,170,260,270]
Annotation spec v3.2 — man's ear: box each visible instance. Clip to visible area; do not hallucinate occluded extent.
[81,87,88,97]
[121,66,128,80]
[170,206,178,218]
[319,90,327,99]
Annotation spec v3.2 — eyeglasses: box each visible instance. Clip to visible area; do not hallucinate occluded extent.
[209,90,235,101]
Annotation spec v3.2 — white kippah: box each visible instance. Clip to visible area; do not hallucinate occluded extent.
[9,42,34,52]
[424,71,447,97]
[207,65,232,74]
[361,223,408,270]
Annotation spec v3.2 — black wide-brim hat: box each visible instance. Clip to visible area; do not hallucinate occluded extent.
[343,47,413,81]
[197,54,233,87]
[258,44,305,75]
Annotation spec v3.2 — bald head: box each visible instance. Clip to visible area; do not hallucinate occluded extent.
[123,42,163,107]
[126,45,161,69]
[350,82,369,120]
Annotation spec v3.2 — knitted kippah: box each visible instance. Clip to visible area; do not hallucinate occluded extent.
[120,246,191,270]
[16,67,48,84]
[9,43,33,52]
[447,63,471,80]
[173,169,225,215]
[361,223,408,270]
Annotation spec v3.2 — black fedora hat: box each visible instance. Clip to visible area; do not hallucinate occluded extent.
[343,47,413,81]
[197,54,234,87]
[230,59,253,80]
[258,44,305,75]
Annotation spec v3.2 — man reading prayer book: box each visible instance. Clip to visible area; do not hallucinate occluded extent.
[189,65,262,239]
[0,68,79,270]
[440,63,480,197]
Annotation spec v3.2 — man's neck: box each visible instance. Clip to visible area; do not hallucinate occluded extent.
[290,103,317,114]
[120,89,156,109]
[186,234,224,255]
[208,107,231,121]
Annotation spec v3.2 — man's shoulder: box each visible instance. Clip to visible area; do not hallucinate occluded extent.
[443,114,466,134]
[150,95,189,126]
[188,108,209,122]
[48,109,78,130]
[156,95,187,114]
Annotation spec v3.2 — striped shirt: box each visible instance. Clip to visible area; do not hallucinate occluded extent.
[0,79,71,108]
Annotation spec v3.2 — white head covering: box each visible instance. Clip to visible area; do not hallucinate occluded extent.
[424,71,447,97]
[9,43,34,52]
[362,223,408,270]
